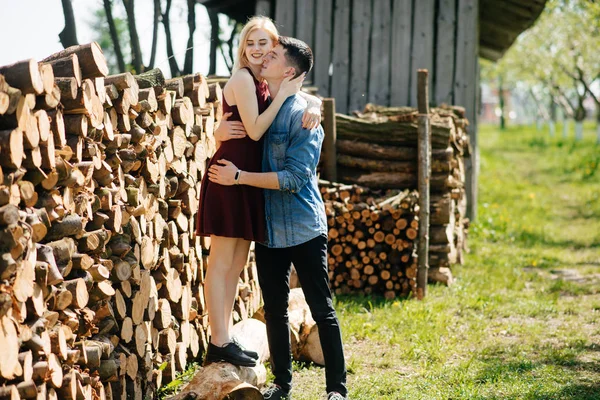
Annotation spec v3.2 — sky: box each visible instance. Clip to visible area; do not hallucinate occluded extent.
[0,0,229,77]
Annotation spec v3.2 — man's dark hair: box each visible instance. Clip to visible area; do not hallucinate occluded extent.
[278,36,313,78]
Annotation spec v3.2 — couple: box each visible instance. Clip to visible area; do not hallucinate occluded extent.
[196,16,348,400]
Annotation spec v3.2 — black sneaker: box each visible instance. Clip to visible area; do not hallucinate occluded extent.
[204,342,257,367]
[262,384,291,400]
[327,392,347,400]
[232,338,259,360]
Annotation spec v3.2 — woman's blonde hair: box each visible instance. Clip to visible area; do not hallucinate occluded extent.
[233,16,279,72]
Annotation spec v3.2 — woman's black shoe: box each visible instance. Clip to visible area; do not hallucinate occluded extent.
[232,338,259,360]
[204,342,257,367]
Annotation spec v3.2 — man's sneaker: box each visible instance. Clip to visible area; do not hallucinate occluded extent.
[232,338,259,360]
[327,392,347,400]
[204,342,257,367]
[262,384,291,399]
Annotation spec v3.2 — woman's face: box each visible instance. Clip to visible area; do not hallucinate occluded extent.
[244,28,274,67]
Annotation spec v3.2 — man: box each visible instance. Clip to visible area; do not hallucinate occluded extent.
[207,36,348,400]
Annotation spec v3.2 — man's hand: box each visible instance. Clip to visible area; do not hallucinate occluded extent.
[214,112,247,142]
[208,159,239,186]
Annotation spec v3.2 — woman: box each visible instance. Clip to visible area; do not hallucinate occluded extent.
[196,16,322,367]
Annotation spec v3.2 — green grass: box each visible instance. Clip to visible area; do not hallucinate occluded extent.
[164,122,600,399]
[288,122,600,399]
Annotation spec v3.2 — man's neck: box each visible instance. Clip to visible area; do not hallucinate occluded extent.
[267,79,282,99]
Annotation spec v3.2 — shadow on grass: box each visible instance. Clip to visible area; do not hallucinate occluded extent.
[335,293,412,312]
[475,342,600,400]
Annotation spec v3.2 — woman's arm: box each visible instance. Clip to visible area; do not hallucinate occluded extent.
[230,69,304,141]
[298,91,322,130]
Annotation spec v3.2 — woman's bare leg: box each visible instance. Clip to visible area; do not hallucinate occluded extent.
[205,235,237,346]
[222,239,251,332]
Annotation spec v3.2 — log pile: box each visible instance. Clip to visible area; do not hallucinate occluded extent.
[320,181,419,299]
[0,42,261,400]
[333,104,470,277]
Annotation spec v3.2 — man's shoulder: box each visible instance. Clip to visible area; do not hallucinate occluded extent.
[282,94,307,116]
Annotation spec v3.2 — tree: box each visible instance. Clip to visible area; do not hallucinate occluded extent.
[485,0,600,140]
[59,0,79,47]
[62,0,202,78]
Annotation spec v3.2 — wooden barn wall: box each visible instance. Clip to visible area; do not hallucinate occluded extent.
[257,0,479,114]
[257,0,480,220]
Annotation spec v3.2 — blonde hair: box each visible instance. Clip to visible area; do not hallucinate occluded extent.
[233,16,279,73]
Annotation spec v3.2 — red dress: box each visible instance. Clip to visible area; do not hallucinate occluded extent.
[196,68,268,242]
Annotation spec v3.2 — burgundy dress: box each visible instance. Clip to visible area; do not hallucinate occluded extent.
[196,68,268,242]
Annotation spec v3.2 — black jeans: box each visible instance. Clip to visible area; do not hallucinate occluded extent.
[255,234,347,396]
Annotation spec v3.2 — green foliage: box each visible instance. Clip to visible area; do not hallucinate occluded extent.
[156,362,202,398]
[482,0,600,122]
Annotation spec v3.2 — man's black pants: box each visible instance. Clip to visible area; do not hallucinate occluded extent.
[255,234,347,396]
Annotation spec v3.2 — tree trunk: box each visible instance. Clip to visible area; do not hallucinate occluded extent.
[162,0,180,77]
[122,0,143,74]
[59,0,79,48]
[148,0,161,69]
[208,10,219,76]
[498,75,505,130]
[183,0,196,75]
[103,0,126,73]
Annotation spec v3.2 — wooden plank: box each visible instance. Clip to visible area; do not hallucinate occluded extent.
[454,0,478,221]
[367,0,392,107]
[348,0,372,113]
[390,0,413,106]
[331,0,351,114]
[434,0,456,105]
[313,0,334,96]
[295,0,315,82]
[409,0,435,107]
[275,0,296,36]
[255,0,272,17]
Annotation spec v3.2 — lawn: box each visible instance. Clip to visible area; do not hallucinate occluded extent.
[162,123,600,399]
[289,123,600,399]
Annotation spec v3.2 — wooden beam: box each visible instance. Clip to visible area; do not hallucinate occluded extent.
[348,0,372,113]
[313,0,333,96]
[275,0,295,36]
[330,0,351,114]
[434,0,457,106]
[455,0,479,221]
[367,0,392,107]
[409,0,435,107]
[390,0,413,106]
[295,0,315,82]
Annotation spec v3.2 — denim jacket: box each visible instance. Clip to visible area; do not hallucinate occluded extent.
[262,94,327,248]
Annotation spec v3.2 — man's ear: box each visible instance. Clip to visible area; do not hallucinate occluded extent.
[283,67,296,78]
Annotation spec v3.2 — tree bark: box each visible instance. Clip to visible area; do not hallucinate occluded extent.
[208,10,219,76]
[183,0,196,75]
[148,0,161,69]
[162,0,181,77]
[103,0,126,73]
[59,0,79,48]
[122,0,144,74]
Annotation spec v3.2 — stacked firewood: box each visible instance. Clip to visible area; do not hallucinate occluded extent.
[321,181,419,299]
[0,42,261,400]
[334,104,470,278]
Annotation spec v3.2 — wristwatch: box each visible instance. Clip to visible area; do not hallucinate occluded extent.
[234,169,242,185]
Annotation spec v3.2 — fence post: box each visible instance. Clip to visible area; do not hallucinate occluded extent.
[322,98,337,182]
[416,70,431,299]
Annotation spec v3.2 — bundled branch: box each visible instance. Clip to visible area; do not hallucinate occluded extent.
[0,43,261,400]
[321,181,419,299]
[332,104,470,282]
